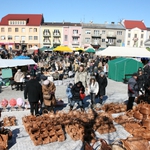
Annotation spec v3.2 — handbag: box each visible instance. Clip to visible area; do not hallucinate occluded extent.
[80,93,86,100]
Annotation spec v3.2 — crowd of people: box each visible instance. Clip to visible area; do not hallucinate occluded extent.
[2,49,109,115]
[1,48,150,116]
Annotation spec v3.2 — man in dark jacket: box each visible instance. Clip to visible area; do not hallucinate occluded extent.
[70,81,85,111]
[24,73,43,115]
[127,73,139,110]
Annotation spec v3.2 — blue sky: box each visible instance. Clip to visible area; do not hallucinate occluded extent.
[0,0,150,26]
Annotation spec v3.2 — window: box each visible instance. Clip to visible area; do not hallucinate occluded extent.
[128,33,131,38]
[141,34,144,38]
[127,41,130,45]
[8,28,12,32]
[140,41,143,46]
[134,34,137,38]
[43,29,50,35]
[8,36,12,40]
[15,36,19,40]
[21,36,25,41]
[22,28,25,32]
[54,29,59,33]
[102,30,105,34]
[15,28,19,32]
[94,30,99,35]
[1,28,4,32]
[117,31,122,35]
[73,37,78,41]
[64,35,68,41]
[108,39,114,43]
[85,30,91,34]
[1,36,5,40]
[102,39,105,42]
[73,30,78,34]
[85,38,90,43]
[34,36,38,40]
[29,28,32,32]
[34,28,37,32]
[117,39,122,43]
[29,36,32,40]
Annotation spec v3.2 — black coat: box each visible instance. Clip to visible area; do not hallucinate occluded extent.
[71,83,85,100]
[97,76,107,96]
[24,79,43,103]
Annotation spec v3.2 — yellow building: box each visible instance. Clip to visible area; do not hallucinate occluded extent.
[40,22,63,48]
[0,14,43,50]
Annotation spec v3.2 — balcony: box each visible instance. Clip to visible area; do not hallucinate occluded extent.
[53,33,61,37]
[72,33,80,37]
[91,34,101,38]
[53,40,61,44]
[106,42,116,46]
[107,34,116,38]
[43,40,51,45]
[72,41,79,45]
[43,33,51,37]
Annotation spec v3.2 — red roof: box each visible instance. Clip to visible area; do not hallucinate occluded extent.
[123,20,147,30]
[0,14,44,26]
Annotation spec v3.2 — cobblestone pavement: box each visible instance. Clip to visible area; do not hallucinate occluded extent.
[0,78,129,150]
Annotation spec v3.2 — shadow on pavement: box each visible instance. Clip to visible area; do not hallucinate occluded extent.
[8,128,20,149]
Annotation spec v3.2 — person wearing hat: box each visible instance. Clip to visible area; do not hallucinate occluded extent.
[24,73,43,115]
[127,73,139,110]
[42,79,56,112]
[97,71,108,104]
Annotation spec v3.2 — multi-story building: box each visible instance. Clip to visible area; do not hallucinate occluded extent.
[81,22,125,49]
[63,22,82,48]
[145,27,150,47]
[0,14,43,50]
[40,22,63,48]
[122,20,147,47]
[40,22,82,48]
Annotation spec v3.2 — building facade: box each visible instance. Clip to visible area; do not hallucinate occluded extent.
[145,27,150,47]
[81,22,125,49]
[122,20,147,47]
[63,23,82,48]
[40,22,63,48]
[0,14,43,50]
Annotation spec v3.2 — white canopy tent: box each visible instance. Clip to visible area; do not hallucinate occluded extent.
[0,59,36,68]
[30,46,39,50]
[96,46,150,58]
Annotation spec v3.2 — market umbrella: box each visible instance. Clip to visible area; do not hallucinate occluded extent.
[75,47,85,51]
[30,46,39,50]
[13,55,30,59]
[53,46,73,52]
[85,47,95,53]
[39,46,48,51]
[45,47,54,52]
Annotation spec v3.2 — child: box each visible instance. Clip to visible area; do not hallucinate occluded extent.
[66,83,73,105]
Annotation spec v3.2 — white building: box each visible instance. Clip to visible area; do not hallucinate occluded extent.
[122,20,147,48]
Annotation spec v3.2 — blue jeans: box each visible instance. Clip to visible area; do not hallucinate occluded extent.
[68,98,72,104]
[70,99,83,107]
[90,93,96,105]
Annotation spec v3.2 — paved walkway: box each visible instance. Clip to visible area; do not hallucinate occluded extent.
[0,78,129,150]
